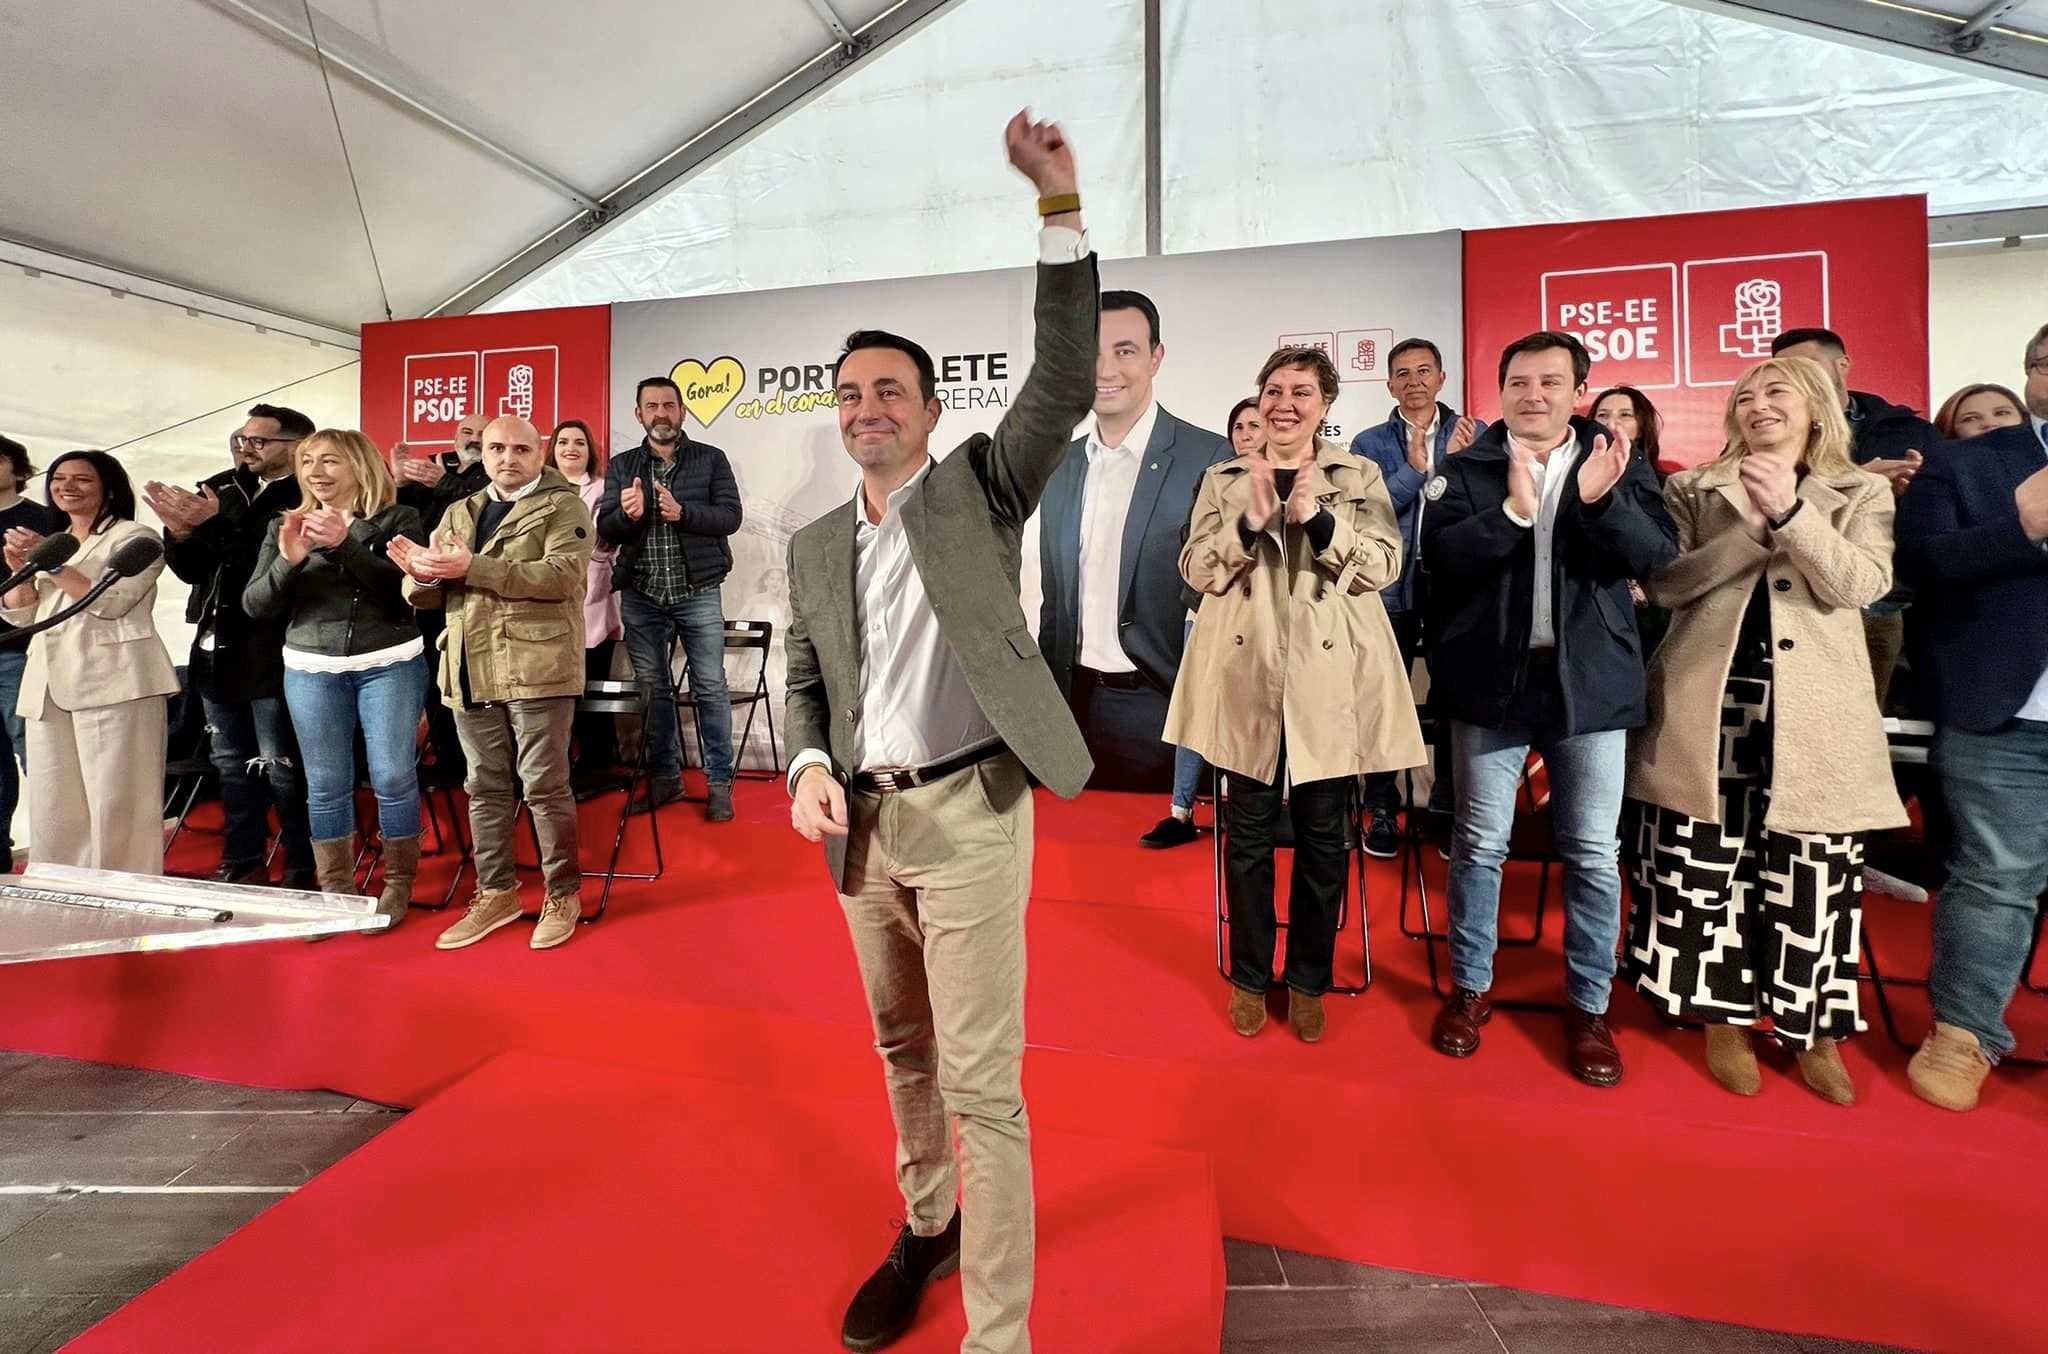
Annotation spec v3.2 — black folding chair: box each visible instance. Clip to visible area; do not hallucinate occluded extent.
[1212,771,1373,996]
[553,678,667,920]
[671,619,782,781]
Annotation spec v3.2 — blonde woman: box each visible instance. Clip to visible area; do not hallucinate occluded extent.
[1624,356,1906,1104]
[244,432,427,923]
[1167,347,1424,1042]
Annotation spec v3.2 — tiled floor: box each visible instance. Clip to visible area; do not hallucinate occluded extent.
[0,1052,1909,1354]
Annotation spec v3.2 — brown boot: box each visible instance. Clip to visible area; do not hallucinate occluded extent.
[1796,1039,1856,1106]
[1431,988,1491,1058]
[376,835,421,931]
[1909,1023,1992,1112]
[310,836,359,896]
[1228,986,1266,1037]
[1704,1024,1761,1096]
[1564,1007,1623,1088]
[1288,990,1326,1043]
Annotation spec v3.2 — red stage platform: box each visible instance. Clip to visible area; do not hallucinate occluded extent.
[6,784,2044,1352]
[64,1052,1223,1354]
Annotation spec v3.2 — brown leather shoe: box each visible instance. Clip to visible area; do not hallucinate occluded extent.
[1565,1007,1623,1087]
[1288,990,1326,1043]
[1704,1024,1761,1096]
[1228,986,1266,1037]
[1431,988,1491,1057]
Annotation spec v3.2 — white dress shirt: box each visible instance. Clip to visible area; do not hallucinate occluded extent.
[1075,399,1158,671]
[1403,411,1441,540]
[1503,431,1578,649]
[787,224,1089,792]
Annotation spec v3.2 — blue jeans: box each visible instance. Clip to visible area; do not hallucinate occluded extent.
[202,692,312,873]
[1931,720,2048,1063]
[281,657,428,842]
[1448,720,1628,1013]
[621,586,734,786]
[1170,618,1203,813]
[0,646,23,862]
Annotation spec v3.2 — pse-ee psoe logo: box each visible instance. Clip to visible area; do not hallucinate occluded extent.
[670,351,1017,426]
[403,347,560,446]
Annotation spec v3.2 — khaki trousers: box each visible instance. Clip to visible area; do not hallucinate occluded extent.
[28,697,167,875]
[452,698,579,898]
[838,751,1035,1354]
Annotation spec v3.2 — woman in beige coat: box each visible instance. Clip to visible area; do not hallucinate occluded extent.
[1,451,178,874]
[1623,355,1906,1105]
[1166,347,1424,1042]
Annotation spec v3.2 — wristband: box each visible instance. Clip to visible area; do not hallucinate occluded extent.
[1036,192,1081,217]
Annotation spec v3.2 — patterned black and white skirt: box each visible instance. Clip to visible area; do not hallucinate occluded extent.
[1624,673,1865,1048]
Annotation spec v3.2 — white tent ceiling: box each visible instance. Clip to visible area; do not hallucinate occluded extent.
[0,0,950,333]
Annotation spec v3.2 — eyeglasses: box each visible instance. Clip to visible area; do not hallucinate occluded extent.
[2027,357,2048,375]
[231,435,302,452]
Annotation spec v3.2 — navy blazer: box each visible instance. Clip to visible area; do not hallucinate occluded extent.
[1036,406,1232,695]
[1896,423,2048,733]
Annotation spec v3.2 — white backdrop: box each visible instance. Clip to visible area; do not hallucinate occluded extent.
[609,231,1463,767]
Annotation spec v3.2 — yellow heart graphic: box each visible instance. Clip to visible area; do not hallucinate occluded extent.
[671,356,746,427]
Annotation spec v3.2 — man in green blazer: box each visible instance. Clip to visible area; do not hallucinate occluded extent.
[782,111,1097,1354]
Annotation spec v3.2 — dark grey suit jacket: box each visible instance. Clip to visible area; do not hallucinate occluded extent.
[1036,406,1232,694]
[784,254,1101,889]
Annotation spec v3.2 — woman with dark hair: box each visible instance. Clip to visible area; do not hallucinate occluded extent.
[1226,397,1263,457]
[1595,386,1674,653]
[1,451,178,873]
[547,419,623,784]
[1932,383,2027,440]
[1169,348,1423,1042]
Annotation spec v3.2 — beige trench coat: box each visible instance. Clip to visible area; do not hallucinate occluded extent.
[1626,458,1907,834]
[1164,441,1425,785]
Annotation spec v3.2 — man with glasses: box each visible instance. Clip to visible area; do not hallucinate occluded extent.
[1350,337,1482,858]
[144,405,317,888]
[2025,321,2048,455]
[396,410,491,786]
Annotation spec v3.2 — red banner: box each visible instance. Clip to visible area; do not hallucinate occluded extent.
[1462,196,1929,469]
[358,305,612,461]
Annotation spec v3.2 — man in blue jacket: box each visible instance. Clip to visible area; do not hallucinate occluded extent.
[1897,395,2048,1112]
[1349,337,1480,857]
[1420,331,1677,1088]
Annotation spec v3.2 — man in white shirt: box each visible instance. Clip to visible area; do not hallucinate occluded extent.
[1035,290,1231,848]
[1419,331,1677,1088]
[783,112,1097,1354]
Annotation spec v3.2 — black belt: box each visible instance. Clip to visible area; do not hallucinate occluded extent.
[1072,664,1148,692]
[851,742,1007,794]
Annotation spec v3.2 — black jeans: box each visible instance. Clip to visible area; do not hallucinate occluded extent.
[1363,611,1454,815]
[1068,673,1175,793]
[1224,746,1353,996]
[203,692,313,872]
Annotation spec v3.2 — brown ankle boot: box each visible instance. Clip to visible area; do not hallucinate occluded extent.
[1797,1039,1856,1106]
[1228,986,1266,1037]
[376,835,421,930]
[1704,1024,1761,1096]
[1288,990,1326,1043]
[310,836,359,896]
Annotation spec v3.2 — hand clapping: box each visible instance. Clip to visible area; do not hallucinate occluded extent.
[1577,426,1631,505]
[1284,462,1320,525]
[1244,455,1279,533]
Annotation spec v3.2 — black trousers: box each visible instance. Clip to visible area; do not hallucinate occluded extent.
[1068,675,1175,793]
[574,639,618,771]
[415,610,465,777]
[1224,746,1353,996]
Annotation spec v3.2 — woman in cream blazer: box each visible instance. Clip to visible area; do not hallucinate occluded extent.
[1,451,179,874]
[1623,357,1904,1107]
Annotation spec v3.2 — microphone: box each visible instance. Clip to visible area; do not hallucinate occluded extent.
[0,532,80,596]
[0,535,166,649]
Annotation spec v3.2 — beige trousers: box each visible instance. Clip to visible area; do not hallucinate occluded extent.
[28,697,167,875]
[452,698,579,898]
[838,751,1035,1354]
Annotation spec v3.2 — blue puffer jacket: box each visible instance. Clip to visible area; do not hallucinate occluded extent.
[1349,403,1485,613]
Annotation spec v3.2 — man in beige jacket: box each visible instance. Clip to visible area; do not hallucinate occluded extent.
[392,416,594,951]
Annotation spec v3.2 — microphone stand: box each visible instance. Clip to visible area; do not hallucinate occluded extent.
[0,570,135,649]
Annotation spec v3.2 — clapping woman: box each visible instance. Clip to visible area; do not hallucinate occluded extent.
[1624,356,1905,1104]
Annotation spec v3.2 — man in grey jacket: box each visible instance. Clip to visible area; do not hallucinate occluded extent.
[782,111,1095,1354]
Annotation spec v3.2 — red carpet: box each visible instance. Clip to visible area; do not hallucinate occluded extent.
[7,783,2047,1352]
[65,1052,1223,1354]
